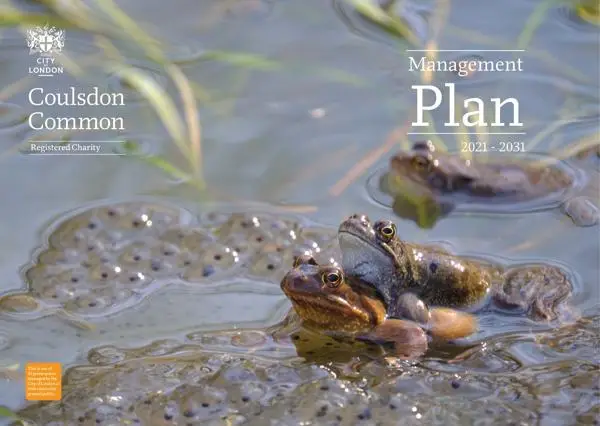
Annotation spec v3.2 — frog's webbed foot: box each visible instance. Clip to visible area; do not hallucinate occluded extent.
[562,196,599,228]
[392,293,478,340]
[358,319,428,358]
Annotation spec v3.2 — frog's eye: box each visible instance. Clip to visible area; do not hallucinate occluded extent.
[293,255,318,267]
[374,220,396,241]
[321,267,343,288]
[412,141,430,151]
[411,154,431,171]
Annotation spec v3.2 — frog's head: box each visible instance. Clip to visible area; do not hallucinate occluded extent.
[280,255,385,333]
[337,214,404,292]
[390,140,477,193]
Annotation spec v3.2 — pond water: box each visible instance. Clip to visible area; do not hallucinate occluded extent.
[0,0,598,424]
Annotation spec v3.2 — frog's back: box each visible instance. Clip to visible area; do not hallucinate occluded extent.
[402,242,494,308]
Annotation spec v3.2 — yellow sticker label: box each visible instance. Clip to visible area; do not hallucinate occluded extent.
[25,362,61,401]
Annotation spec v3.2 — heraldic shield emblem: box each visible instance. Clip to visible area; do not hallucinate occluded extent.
[26,25,65,56]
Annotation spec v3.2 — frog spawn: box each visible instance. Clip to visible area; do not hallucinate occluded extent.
[10,202,338,318]
[16,338,332,425]
[16,317,600,426]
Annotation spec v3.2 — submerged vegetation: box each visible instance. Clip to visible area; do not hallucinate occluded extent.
[0,0,597,423]
[0,0,597,203]
[0,0,361,196]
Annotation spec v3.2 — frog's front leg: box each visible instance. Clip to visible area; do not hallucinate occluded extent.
[389,292,430,322]
[357,318,428,357]
[393,292,479,340]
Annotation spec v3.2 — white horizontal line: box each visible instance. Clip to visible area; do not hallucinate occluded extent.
[407,132,526,135]
[24,153,126,156]
[27,140,125,145]
[405,49,526,53]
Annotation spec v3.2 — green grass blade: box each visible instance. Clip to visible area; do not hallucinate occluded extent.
[120,140,205,190]
[517,0,562,49]
[0,7,76,28]
[349,0,420,46]
[198,50,282,71]
[92,0,165,63]
[105,63,191,160]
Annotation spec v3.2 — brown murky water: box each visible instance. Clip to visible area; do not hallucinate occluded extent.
[0,0,598,425]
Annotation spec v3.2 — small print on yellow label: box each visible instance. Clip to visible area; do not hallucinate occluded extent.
[25,362,61,401]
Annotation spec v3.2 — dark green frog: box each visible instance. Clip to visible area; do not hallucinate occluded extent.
[338,214,573,321]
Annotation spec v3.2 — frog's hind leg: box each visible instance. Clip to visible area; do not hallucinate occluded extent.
[358,319,428,357]
[392,293,479,341]
[427,307,479,340]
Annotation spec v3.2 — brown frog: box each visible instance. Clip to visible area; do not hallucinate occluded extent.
[338,215,574,321]
[280,255,479,357]
[387,140,574,201]
[380,140,599,228]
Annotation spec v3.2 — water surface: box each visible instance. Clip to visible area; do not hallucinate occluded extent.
[0,0,598,423]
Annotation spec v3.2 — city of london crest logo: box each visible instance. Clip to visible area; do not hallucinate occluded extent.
[26,25,65,56]
[26,25,65,77]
